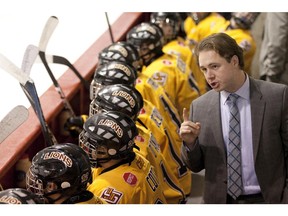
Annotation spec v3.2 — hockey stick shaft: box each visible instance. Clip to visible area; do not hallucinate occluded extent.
[38,16,76,116]
[39,51,76,117]
[0,105,29,143]
[20,81,57,146]
[0,53,57,146]
[105,12,114,43]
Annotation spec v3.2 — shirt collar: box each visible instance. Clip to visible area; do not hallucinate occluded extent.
[221,74,250,105]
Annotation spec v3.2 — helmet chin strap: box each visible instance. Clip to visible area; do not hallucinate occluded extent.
[44,188,72,204]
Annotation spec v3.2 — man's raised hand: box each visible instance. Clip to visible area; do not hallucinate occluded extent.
[179,108,201,146]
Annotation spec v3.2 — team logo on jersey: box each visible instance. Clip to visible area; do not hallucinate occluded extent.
[100,187,123,204]
[177,40,185,46]
[176,57,186,73]
[239,39,251,52]
[152,72,167,85]
[139,107,146,115]
[136,77,142,84]
[135,135,145,142]
[123,172,138,186]
[147,78,159,89]
[151,108,163,127]
[162,59,172,65]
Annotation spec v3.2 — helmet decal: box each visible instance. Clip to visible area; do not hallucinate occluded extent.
[108,44,128,57]
[98,119,123,138]
[108,63,132,76]
[112,90,135,108]
[0,195,22,204]
[43,151,73,167]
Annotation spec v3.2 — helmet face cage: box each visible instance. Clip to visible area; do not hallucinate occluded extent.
[79,131,111,167]
[0,188,43,204]
[99,42,142,70]
[90,79,103,101]
[80,111,138,167]
[231,12,260,30]
[89,100,108,117]
[26,144,92,203]
[89,84,143,121]
[150,12,181,43]
[126,22,164,66]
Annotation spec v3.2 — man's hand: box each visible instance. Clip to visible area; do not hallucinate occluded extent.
[179,108,201,146]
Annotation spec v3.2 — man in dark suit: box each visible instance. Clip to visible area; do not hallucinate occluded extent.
[179,32,288,204]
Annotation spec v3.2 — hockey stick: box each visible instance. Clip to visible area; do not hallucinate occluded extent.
[0,53,57,147]
[105,12,114,43]
[0,105,29,143]
[38,16,76,117]
[21,44,39,76]
[36,53,90,90]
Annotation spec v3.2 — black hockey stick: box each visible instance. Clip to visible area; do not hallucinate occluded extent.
[105,12,114,43]
[0,105,29,144]
[38,16,76,117]
[37,53,90,90]
[0,53,57,147]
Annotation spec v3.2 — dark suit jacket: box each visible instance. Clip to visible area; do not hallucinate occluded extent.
[181,77,288,203]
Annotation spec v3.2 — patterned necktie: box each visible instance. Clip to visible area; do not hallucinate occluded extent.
[227,93,243,199]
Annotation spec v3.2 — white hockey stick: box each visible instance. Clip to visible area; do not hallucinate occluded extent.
[0,105,29,143]
[38,16,76,117]
[38,16,59,53]
[0,53,57,147]
[21,44,39,76]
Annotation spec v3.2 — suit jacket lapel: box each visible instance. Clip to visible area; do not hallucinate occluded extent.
[208,91,227,155]
[249,78,265,161]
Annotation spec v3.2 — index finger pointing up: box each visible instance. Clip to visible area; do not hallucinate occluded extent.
[183,108,189,122]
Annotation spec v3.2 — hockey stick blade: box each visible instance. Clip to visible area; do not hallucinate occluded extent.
[38,16,59,52]
[0,54,30,85]
[0,105,29,143]
[21,44,39,76]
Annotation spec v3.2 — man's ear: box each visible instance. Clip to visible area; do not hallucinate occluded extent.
[231,55,239,66]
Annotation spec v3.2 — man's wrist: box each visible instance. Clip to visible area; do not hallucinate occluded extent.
[183,139,197,152]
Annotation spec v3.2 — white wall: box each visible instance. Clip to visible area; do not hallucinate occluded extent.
[0,1,121,120]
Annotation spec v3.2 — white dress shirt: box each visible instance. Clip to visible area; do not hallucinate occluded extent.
[220,75,261,195]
